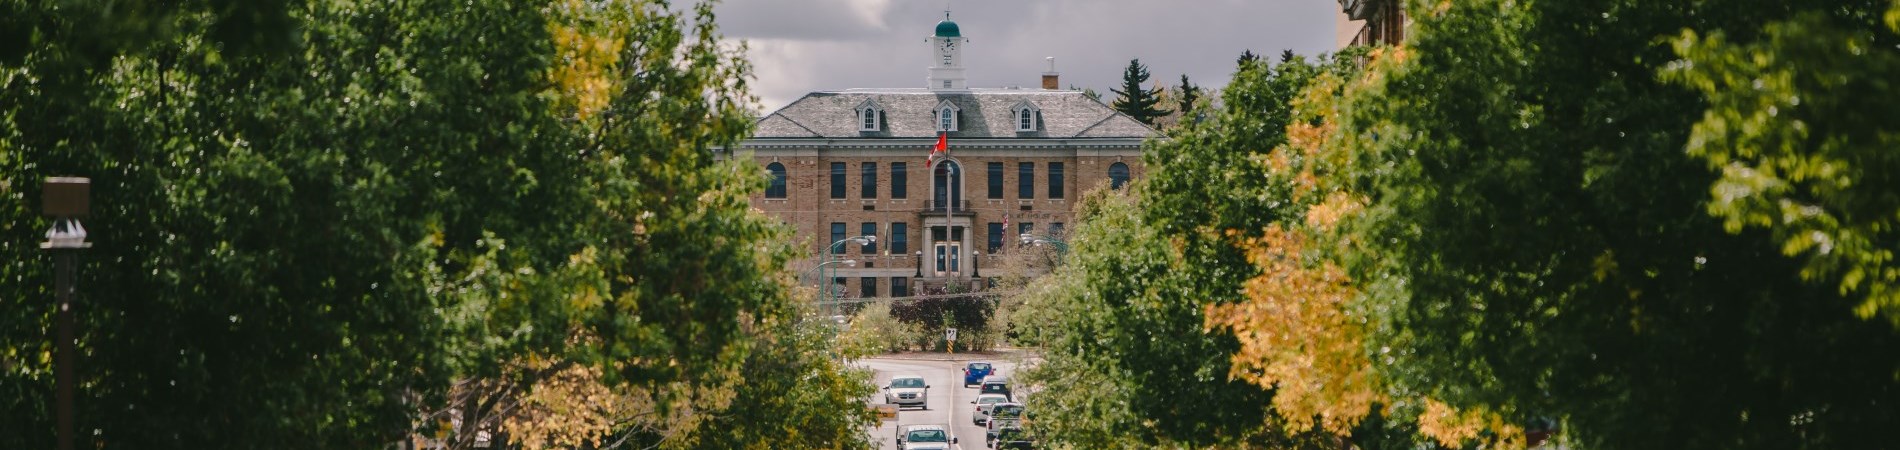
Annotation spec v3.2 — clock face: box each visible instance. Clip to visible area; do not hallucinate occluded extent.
[941,41,956,52]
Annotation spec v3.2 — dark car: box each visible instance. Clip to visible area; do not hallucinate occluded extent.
[978,376,1011,398]
[962,362,994,387]
[990,426,1034,449]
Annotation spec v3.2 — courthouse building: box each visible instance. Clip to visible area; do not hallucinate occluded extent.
[732,15,1157,298]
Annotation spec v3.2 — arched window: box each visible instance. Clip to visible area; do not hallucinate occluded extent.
[1108,162,1130,190]
[935,100,960,132]
[934,160,962,211]
[1012,101,1040,132]
[939,108,955,131]
[766,162,788,198]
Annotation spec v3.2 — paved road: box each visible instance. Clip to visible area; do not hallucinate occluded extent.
[861,356,1022,450]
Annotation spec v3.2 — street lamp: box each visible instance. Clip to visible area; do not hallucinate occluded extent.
[822,235,875,317]
[41,177,90,450]
[805,259,856,313]
[971,250,980,278]
[1020,233,1069,255]
[914,250,923,278]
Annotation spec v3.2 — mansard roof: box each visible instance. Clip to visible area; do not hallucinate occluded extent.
[751,88,1157,140]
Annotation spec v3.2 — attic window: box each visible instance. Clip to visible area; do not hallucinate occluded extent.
[856,100,883,131]
[935,100,961,132]
[1012,101,1040,132]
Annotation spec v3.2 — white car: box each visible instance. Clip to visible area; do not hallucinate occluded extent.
[970,393,1011,426]
[895,424,957,450]
[883,375,931,409]
[985,402,1026,446]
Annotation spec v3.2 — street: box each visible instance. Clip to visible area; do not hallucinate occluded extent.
[860,355,1024,450]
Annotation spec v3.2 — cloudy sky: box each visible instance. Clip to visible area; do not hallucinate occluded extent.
[712,0,1345,112]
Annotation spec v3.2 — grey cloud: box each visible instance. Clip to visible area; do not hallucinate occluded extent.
[718,0,1342,111]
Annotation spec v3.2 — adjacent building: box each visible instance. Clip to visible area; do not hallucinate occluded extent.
[730,15,1158,298]
[1337,0,1409,47]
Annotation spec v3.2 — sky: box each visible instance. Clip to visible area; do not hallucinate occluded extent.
[712,0,1345,113]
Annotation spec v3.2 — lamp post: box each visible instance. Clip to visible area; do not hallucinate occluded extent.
[1020,233,1069,256]
[41,177,90,450]
[822,235,875,317]
[805,259,856,317]
[971,250,980,278]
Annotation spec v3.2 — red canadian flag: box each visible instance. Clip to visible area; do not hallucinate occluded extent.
[929,131,948,168]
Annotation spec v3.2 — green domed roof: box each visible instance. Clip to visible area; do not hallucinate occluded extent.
[934,19,960,37]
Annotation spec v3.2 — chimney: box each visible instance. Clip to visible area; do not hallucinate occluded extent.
[1041,57,1060,90]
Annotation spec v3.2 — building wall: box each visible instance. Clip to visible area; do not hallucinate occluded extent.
[746,146,1143,297]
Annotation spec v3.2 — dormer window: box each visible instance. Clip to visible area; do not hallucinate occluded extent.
[935,100,961,132]
[855,99,883,132]
[1012,101,1041,132]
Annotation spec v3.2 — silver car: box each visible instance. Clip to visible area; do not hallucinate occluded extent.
[969,393,1010,426]
[883,375,931,409]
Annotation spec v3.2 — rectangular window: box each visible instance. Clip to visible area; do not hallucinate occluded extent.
[891,163,908,199]
[1019,222,1033,241]
[988,223,1004,253]
[861,222,878,253]
[1049,162,1065,199]
[1018,162,1035,199]
[832,277,846,298]
[830,162,846,199]
[892,277,910,297]
[861,277,878,298]
[861,162,878,199]
[830,223,846,254]
[1050,222,1065,238]
[890,223,908,254]
[987,162,1004,199]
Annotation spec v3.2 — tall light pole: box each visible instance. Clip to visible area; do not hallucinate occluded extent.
[824,235,875,317]
[41,177,90,450]
[1020,233,1069,256]
[805,259,856,317]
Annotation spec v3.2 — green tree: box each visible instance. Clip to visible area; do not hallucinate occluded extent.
[1666,2,1900,325]
[1332,0,1900,447]
[0,0,866,448]
[1110,58,1171,125]
[1175,74,1201,117]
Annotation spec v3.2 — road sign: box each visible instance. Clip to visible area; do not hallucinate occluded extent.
[946,328,958,342]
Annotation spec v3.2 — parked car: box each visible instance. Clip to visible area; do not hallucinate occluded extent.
[978,376,1011,398]
[985,402,1025,445]
[962,362,994,387]
[990,426,1034,449]
[970,393,1011,426]
[883,375,931,410]
[895,424,957,450]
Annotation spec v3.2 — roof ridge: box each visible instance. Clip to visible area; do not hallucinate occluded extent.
[766,111,822,137]
[1072,113,1118,137]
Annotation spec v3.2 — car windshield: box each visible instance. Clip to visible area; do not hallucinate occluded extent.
[978,397,1005,405]
[992,405,1024,417]
[998,428,1025,439]
[891,378,925,388]
[968,363,991,371]
[905,430,948,442]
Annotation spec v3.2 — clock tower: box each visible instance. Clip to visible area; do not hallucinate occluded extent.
[927,13,967,91]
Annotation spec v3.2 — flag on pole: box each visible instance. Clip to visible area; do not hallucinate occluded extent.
[928,131,947,169]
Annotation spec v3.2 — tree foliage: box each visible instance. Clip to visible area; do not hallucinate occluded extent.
[1110,58,1171,126]
[1325,0,1900,448]
[0,0,868,448]
[1666,2,1900,324]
